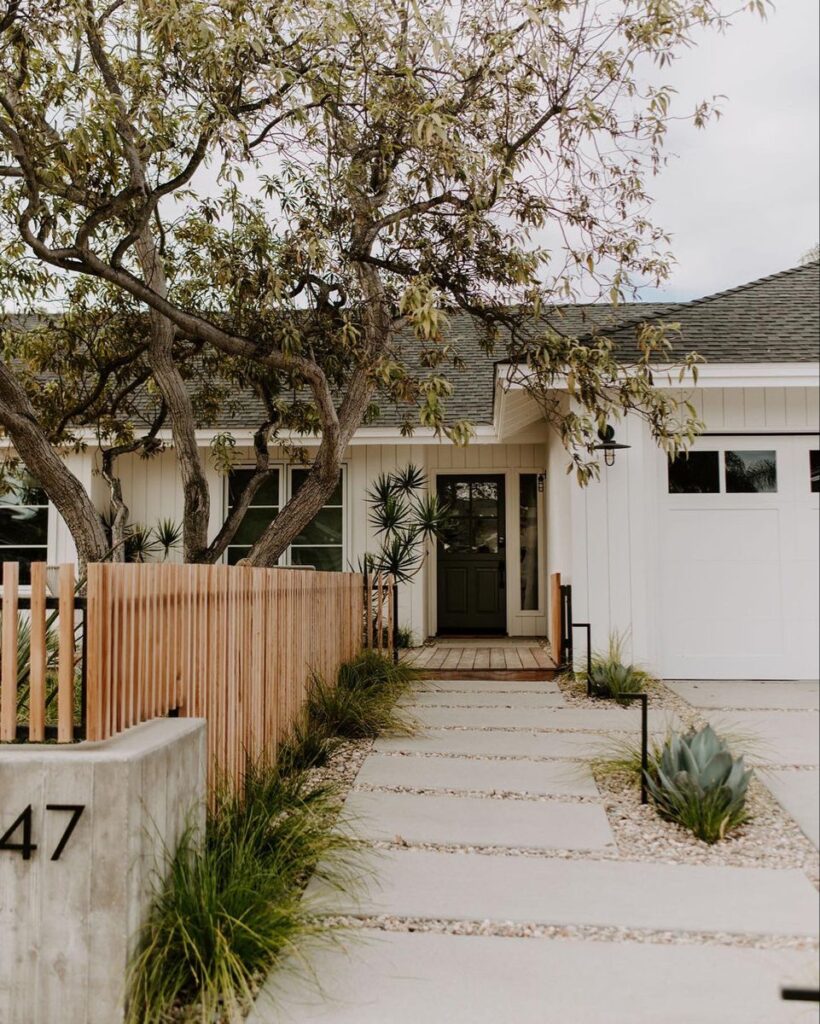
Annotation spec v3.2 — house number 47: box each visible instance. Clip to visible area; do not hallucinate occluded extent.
[0,804,85,861]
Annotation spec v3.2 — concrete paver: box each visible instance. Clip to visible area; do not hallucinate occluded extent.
[248,930,818,1024]
[307,847,820,938]
[341,790,616,850]
[415,678,561,693]
[404,689,566,707]
[375,728,624,759]
[411,704,677,732]
[355,752,598,796]
[667,680,820,710]
[711,711,820,767]
[762,770,820,848]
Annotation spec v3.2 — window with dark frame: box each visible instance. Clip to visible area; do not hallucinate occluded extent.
[810,451,819,493]
[725,450,777,493]
[667,451,720,493]
[0,469,49,584]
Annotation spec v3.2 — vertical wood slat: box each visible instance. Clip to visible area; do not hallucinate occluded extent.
[78,564,366,794]
[0,561,19,741]
[28,562,47,742]
[57,563,75,742]
[549,572,562,666]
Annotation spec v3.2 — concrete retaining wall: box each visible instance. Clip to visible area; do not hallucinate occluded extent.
[0,717,207,1024]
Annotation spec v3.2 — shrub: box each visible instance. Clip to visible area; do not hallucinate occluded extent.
[579,633,655,705]
[646,724,753,843]
[307,649,418,740]
[277,719,340,775]
[396,625,415,649]
[127,762,357,1023]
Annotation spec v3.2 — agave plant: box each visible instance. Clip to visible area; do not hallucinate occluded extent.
[646,725,753,843]
[581,632,654,705]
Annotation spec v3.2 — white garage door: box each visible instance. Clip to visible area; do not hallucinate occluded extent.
[659,436,819,679]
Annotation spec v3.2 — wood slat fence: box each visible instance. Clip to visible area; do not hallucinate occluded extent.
[1,561,395,792]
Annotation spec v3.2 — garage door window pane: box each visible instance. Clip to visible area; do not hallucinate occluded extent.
[725,451,777,493]
[668,451,719,493]
[811,451,819,493]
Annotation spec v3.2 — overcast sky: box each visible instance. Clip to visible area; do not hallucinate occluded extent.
[639,0,819,301]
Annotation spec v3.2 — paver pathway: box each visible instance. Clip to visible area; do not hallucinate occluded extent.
[249,678,820,1024]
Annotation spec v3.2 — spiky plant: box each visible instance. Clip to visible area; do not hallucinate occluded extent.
[153,518,183,559]
[363,466,451,650]
[127,759,358,1023]
[579,632,655,705]
[646,725,753,843]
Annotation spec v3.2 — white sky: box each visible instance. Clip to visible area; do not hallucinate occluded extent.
[639,0,819,301]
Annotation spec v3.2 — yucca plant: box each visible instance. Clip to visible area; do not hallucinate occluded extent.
[365,465,451,585]
[646,724,753,843]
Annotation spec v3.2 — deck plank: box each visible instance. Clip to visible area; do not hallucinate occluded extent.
[473,649,491,670]
[518,648,538,669]
[489,648,506,670]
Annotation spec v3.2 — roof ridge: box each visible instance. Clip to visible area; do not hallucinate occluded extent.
[671,260,819,312]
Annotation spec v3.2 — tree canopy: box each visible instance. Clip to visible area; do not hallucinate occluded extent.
[0,0,755,566]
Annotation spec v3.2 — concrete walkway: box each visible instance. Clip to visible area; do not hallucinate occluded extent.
[249,679,820,1023]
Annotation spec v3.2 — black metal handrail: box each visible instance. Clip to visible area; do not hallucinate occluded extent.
[559,584,648,804]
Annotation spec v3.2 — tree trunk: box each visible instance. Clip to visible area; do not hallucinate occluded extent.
[135,235,211,563]
[0,362,109,571]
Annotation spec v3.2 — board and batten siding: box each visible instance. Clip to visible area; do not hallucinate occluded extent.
[562,386,820,676]
[102,440,550,641]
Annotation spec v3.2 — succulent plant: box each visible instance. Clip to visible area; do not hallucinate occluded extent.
[588,661,646,704]
[646,724,753,843]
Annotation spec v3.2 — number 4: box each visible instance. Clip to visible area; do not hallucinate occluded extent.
[0,805,37,860]
[0,804,85,861]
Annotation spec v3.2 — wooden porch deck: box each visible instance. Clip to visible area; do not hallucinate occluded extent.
[401,638,558,681]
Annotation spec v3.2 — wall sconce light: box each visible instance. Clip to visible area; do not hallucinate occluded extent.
[537,473,545,493]
[593,425,631,467]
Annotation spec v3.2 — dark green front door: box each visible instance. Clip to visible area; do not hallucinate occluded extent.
[436,475,507,634]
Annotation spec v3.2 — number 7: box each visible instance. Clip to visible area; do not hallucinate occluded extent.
[45,805,85,861]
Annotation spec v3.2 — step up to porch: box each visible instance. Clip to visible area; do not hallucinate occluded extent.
[402,641,559,681]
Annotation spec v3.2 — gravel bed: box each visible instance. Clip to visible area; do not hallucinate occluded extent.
[306,738,373,792]
[323,914,819,952]
[556,673,697,723]
[377,749,589,762]
[353,782,599,804]
[596,769,820,885]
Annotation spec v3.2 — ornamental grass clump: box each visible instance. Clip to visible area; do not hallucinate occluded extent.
[127,761,357,1023]
[307,649,418,739]
[579,634,655,706]
[646,724,753,844]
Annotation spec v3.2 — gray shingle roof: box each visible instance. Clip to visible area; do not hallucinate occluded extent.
[5,263,817,431]
[603,260,820,365]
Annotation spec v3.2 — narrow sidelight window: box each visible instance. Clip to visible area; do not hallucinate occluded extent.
[810,451,819,493]
[519,474,539,611]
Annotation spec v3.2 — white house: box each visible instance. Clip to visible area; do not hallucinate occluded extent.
[2,262,818,680]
